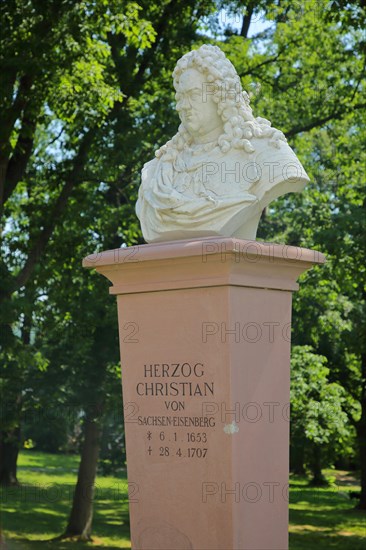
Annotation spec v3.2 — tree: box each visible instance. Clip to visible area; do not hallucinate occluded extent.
[290,346,351,484]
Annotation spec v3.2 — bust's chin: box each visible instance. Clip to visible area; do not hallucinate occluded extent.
[180,120,201,138]
[184,124,224,145]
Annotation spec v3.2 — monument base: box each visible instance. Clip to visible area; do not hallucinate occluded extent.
[83,237,325,550]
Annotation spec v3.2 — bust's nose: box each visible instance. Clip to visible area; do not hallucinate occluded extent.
[181,95,191,110]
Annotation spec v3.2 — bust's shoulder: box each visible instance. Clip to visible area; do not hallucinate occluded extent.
[141,156,159,182]
[249,137,309,206]
[253,137,303,167]
[143,156,159,171]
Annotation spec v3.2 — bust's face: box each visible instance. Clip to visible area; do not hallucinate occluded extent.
[176,68,223,141]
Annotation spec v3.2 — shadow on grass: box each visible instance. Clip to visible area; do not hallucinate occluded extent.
[290,531,366,550]
[18,453,79,470]
[1,481,131,548]
[4,540,126,550]
[289,476,366,550]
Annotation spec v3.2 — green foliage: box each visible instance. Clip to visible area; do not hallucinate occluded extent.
[290,346,353,476]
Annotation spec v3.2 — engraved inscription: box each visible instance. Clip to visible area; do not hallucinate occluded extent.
[132,361,215,460]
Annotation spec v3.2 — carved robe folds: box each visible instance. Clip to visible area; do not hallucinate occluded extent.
[136,137,309,243]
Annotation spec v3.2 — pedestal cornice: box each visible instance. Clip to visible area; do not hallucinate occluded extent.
[82,237,325,295]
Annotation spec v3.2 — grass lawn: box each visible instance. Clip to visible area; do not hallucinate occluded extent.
[1,451,130,549]
[289,472,365,549]
[1,451,365,549]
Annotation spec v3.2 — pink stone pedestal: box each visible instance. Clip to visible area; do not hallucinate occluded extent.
[83,237,325,550]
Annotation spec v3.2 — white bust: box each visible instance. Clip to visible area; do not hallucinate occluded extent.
[136,44,309,243]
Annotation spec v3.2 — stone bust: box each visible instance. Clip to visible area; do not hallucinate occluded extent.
[136,44,309,243]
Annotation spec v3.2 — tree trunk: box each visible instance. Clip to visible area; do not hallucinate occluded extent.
[0,310,32,487]
[290,443,306,475]
[309,445,327,486]
[0,428,20,486]
[240,2,254,38]
[356,352,366,510]
[64,406,103,540]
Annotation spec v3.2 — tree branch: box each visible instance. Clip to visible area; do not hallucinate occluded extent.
[0,76,35,209]
[286,102,366,137]
[3,105,41,206]
[239,39,302,78]
[8,129,96,297]
[0,75,34,157]
[109,0,185,100]
[240,1,255,38]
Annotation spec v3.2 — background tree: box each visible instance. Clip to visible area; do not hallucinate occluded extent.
[290,346,352,484]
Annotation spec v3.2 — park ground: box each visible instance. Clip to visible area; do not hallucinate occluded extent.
[0,451,365,549]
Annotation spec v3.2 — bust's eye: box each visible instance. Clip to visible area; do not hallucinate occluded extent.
[189,90,201,101]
